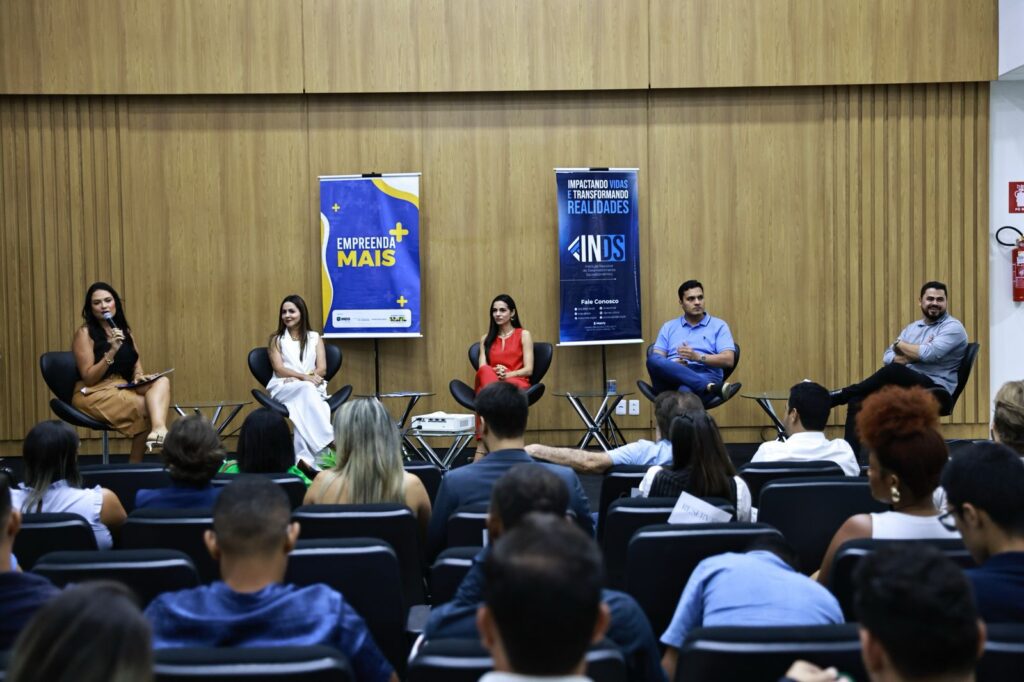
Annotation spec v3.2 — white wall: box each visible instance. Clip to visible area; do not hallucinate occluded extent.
[989,81,1024,401]
[1001,0,1024,76]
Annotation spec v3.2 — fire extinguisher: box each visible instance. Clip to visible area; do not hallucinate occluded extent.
[999,226,1024,302]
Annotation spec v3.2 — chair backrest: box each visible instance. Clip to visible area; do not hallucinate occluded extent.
[404,462,443,504]
[32,548,200,607]
[722,342,740,384]
[979,624,1024,682]
[80,464,172,514]
[757,476,888,575]
[39,351,82,404]
[677,624,866,682]
[601,497,676,589]
[468,341,553,385]
[737,460,845,505]
[247,344,343,389]
[625,523,783,636]
[596,465,650,539]
[292,503,425,606]
[154,645,353,682]
[408,639,626,682]
[429,546,479,606]
[13,513,98,570]
[212,472,306,510]
[286,538,407,673]
[829,538,974,619]
[445,502,489,549]
[944,341,980,415]
[120,508,218,582]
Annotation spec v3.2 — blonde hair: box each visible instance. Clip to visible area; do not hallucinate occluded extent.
[994,381,1024,455]
[329,398,404,504]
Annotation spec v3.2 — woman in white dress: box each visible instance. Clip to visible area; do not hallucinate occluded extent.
[266,295,334,464]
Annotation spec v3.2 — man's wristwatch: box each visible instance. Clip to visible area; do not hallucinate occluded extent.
[700,353,707,363]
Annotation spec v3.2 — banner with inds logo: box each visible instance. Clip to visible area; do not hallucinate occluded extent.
[555,169,642,345]
[319,174,422,338]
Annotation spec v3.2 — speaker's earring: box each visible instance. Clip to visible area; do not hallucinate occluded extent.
[890,485,901,504]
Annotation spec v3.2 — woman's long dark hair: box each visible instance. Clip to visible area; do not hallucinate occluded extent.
[483,294,523,356]
[20,421,82,513]
[81,282,132,354]
[236,408,294,474]
[668,413,736,499]
[270,294,314,361]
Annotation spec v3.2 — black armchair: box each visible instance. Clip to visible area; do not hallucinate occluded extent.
[40,351,116,462]
[247,344,352,417]
[636,343,741,409]
[449,342,552,411]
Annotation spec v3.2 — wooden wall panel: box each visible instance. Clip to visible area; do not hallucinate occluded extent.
[0,0,304,94]
[0,97,126,445]
[303,0,649,93]
[651,0,998,89]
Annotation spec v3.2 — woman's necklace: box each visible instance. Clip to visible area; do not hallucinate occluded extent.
[498,328,514,340]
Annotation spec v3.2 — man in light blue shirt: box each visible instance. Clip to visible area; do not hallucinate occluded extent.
[658,536,843,681]
[527,391,703,474]
[646,280,741,405]
[830,281,968,458]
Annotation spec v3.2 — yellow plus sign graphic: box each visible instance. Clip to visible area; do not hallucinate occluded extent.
[389,222,409,242]
[396,296,408,307]
[331,203,340,212]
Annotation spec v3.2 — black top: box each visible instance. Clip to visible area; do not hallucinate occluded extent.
[650,466,737,505]
[88,326,139,381]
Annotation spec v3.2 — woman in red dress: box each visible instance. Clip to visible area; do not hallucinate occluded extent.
[473,294,534,457]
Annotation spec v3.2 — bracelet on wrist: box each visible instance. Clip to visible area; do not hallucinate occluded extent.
[104,355,114,366]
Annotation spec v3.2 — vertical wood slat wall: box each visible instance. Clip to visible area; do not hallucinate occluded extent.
[0,85,990,452]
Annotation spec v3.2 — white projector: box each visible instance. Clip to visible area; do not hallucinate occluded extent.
[409,412,475,432]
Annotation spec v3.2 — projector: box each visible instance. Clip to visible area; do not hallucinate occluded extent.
[409,412,475,432]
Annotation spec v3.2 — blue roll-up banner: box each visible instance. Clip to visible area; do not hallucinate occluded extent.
[556,169,642,345]
[319,174,422,338]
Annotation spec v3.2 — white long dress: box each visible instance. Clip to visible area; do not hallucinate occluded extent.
[266,331,333,464]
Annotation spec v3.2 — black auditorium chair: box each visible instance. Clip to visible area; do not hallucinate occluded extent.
[429,546,479,606]
[978,624,1024,682]
[80,463,171,514]
[291,503,426,607]
[829,538,974,620]
[602,497,734,590]
[596,465,650,540]
[635,343,741,409]
[445,502,489,550]
[757,476,888,575]
[120,508,218,583]
[448,342,553,411]
[676,624,867,682]
[247,344,352,417]
[625,523,782,636]
[286,538,408,674]
[154,646,353,682]
[32,549,200,607]
[737,460,845,505]
[39,351,117,462]
[934,341,979,416]
[211,472,306,510]
[404,461,443,504]
[407,639,626,682]
[14,513,98,570]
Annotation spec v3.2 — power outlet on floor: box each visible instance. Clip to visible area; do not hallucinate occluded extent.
[628,399,640,416]
[615,400,627,415]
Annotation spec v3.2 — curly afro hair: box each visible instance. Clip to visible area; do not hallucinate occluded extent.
[856,386,947,499]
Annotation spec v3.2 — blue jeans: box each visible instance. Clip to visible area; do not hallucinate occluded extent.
[646,354,721,399]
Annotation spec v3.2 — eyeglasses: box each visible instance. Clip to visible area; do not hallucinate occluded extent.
[937,508,959,532]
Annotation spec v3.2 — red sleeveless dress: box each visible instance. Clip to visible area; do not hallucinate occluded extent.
[475,327,531,393]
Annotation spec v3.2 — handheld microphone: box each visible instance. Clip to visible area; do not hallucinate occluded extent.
[103,312,118,330]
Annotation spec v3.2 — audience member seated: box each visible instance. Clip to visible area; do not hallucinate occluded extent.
[637,412,752,521]
[428,382,593,558]
[477,513,611,682]
[526,391,703,474]
[791,545,984,682]
[748,382,859,476]
[144,476,396,682]
[135,415,223,510]
[942,441,1024,623]
[659,536,843,681]
[817,386,958,585]
[304,397,431,541]
[425,465,666,682]
[10,420,125,549]
[7,581,153,682]
[219,407,313,486]
[0,478,59,650]
[993,380,1024,456]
